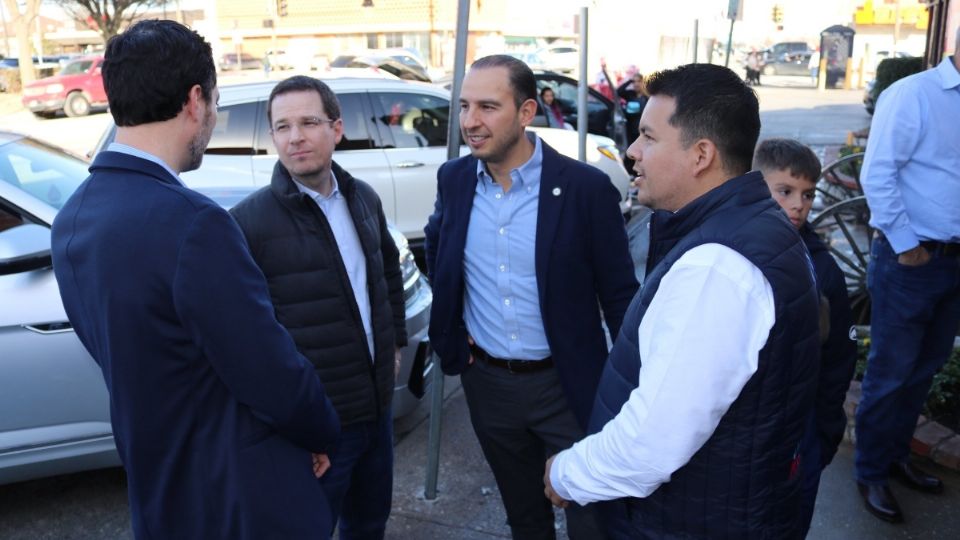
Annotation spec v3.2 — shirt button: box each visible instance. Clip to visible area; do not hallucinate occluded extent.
[498,227,506,235]
[499,264,506,272]
[495,193,502,200]
[510,333,518,341]
[504,298,511,306]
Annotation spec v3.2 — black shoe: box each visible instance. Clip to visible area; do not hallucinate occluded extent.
[889,462,944,493]
[857,482,904,523]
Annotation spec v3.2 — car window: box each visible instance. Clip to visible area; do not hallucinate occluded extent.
[256,92,377,154]
[60,60,93,75]
[206,102,258,155]
[0,138,88,210]
[0,203,27,233]
[373,92,449,148]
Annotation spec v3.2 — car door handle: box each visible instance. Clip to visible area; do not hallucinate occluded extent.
[396,161,424,169]
[23,322,74,334]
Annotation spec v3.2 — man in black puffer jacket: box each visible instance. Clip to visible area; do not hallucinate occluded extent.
[230,76,407,540]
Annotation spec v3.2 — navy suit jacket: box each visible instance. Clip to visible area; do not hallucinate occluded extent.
[424,141,638,428]
[51,151,340,539]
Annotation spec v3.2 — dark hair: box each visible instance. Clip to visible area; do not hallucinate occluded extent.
[267,75,341,126]
[645,63,760,175]
[753,138,822,184]
[102,20,216,127]
[540,87,554,99]
[470,54,537,108]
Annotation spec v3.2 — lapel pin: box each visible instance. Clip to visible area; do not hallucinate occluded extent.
[552,187,562,196]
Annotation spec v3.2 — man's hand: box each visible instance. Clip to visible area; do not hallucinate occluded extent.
[898,245,931,267]
[312,453,331,478]
[544,455,570,508]
[394,347,402,380]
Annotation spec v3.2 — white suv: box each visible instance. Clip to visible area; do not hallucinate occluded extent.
[93,77,631,250]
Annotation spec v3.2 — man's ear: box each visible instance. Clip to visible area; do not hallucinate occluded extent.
[185,84,205,122]
[691,138,720,177]
[518,98,538,127]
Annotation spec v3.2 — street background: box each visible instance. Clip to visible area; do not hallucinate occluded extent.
[2,76,959,539]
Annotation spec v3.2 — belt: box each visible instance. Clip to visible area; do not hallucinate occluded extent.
[469,344,554,374]
[919,240,960,257]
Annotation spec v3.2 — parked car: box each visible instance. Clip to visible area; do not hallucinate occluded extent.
[761,50,812,76]
[219,53,263,71]
[331,53,431,82]
[535,44,579,74]
[530,70,627,151]
[761,42,811,65]
[21,55,107,118]
[0,130,433,485]
[91,77,632,254]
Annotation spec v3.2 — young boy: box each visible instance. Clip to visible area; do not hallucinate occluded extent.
[754,138,858,536]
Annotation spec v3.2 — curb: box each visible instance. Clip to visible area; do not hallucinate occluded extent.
[844,380,960,471]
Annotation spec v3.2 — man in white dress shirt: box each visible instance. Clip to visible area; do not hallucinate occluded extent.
[544,63,821,538]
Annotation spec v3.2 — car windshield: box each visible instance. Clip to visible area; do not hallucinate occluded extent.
[0,137,89,211]
[60,60,93,75]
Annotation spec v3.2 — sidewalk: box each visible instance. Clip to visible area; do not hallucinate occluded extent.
[389,376,960,539]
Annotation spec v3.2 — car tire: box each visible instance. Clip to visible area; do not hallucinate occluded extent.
[64,92,90,117]
[763,65,776,76]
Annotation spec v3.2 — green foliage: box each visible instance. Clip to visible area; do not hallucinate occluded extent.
[871,56,924,103]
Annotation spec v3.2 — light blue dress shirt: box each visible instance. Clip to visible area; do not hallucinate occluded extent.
[861,56,960,253]
[463,133,550,361]
[295,173,375,358]
[107,143,184,186]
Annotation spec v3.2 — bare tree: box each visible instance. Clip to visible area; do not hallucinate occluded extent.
[54,1,168,44]
[2,0,41,87]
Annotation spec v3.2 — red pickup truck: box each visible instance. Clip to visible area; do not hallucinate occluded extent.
[21,55,107,118]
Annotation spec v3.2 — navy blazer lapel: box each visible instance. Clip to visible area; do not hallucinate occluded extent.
[535,143,567,305]
[451,157,480,256]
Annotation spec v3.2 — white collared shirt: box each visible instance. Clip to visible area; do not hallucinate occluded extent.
[550,243,775,504]
[294,173,374,358]
[107,143,184,186]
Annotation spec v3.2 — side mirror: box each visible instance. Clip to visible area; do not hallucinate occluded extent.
[0,223,53,276]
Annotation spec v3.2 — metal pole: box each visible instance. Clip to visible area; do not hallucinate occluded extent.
[577,6,588,162]
[724,18,735,68]
[425,0,470,502]
[693,19,699,63]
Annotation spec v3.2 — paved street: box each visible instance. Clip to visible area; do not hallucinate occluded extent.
[3,75,938,539]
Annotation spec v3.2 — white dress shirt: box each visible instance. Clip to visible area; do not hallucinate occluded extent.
[550,243,775,505]
[295,173,374,358]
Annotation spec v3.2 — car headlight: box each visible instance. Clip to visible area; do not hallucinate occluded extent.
[45,83,64,93]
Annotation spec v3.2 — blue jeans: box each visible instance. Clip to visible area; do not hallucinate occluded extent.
[855,237,960,485]
[319,409,394,540]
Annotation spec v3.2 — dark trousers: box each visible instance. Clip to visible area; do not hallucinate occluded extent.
[798,411,823,538]
[460,359,605,540]
[855,237,960,484]
[319,409,394,540]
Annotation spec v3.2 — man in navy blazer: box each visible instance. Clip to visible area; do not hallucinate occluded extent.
[51,21,340,539]
[424,55,637,539]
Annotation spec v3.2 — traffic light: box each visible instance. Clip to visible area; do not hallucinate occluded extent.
[277,0,288,17]
[772,4,783,24]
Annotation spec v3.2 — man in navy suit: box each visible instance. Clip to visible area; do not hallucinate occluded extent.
[51,20,340,539]
[424,55,637,539]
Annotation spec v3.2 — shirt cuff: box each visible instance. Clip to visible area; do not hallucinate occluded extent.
[884,227,920,255]
[549,450,576,502]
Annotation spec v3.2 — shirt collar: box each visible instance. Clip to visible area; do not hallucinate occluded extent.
[475,132,543,192]
[294,171,340,202]
[107,142,183,186]
[937,56,960,90]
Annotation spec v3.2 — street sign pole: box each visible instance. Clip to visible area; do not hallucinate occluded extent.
[724,0,739,68]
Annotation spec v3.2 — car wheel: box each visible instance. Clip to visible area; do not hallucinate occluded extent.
[64,92,91,117]
[762,65,776,76]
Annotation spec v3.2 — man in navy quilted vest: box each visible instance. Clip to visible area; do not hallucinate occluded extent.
[544,63,821,539]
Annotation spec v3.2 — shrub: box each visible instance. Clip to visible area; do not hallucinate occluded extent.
[0,69,21,93]
[870,56,924,104]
